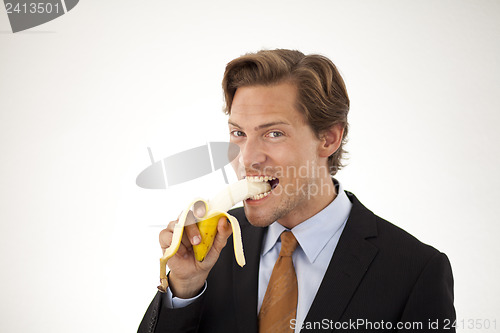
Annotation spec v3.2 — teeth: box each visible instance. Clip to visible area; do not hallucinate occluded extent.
[245,175,279,200]
[245,176,276,182]
[245,175,277,201]
[252,192,271,200]
[250,189,273,200]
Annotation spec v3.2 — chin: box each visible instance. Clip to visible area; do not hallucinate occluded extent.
[245,214,275,228]
[243,206,276,228]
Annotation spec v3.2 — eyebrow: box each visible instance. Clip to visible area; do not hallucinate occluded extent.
[228,120,290,131]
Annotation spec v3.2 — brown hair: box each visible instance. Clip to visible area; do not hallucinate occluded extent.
[222,49,350,175]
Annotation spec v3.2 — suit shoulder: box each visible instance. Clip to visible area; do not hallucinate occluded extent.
[346,191,444,260]
[372,214,441,258]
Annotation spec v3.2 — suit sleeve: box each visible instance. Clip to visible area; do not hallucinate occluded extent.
[398,252,456,332]
[137,291,205,333]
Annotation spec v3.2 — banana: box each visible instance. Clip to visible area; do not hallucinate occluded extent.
[158,178,271,292]
[193,214,219,262]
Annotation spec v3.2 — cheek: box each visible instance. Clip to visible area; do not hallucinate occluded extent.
[270,154,301,180]
[284,147,320,177]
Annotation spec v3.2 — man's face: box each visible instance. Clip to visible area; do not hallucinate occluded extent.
[228,83,332,228]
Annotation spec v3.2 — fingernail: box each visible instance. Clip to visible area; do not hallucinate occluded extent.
[192,236,201,245]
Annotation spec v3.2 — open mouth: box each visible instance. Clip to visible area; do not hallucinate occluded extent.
[245,176,280,200]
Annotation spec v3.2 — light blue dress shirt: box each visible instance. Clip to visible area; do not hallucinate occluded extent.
[258,181,352,332]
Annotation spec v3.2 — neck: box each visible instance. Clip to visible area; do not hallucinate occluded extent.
[277,176,337,229]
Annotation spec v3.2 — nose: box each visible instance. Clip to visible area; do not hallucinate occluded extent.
[238,136,267,172]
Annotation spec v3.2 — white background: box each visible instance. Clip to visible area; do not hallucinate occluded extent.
[1,0,499,332]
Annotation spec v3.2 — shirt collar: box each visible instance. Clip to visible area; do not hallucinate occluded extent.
[261,179,352,263]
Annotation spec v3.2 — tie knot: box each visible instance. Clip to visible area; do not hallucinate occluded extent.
[279,231,298,257]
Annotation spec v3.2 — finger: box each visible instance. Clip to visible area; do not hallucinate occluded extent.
[165,219,178,232]
[192,201,207,219]
[210,216,233,255]
[184,223,202,246]
[160,219,180,254]
[180,230,193,251]
[217,216,233,238]
[174,242,189,258]
[159,228,173,254]
[160,226,190,258]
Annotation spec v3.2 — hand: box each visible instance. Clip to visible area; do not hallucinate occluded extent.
[159,216,233,299]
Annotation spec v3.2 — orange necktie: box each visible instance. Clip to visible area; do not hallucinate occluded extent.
[258,231,299,333]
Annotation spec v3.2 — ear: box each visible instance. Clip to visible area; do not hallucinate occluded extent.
[318,124,344,158]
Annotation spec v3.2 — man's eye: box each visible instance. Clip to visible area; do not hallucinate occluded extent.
[267,131,284,138]
[231,130,245,137]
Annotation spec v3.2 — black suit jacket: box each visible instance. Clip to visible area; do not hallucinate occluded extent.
[138,192,455,332]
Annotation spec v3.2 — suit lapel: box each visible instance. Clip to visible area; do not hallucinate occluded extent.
[231,209,265,333]
[303,192,379,329]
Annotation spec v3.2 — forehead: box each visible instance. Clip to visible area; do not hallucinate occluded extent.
[229,83,305,125]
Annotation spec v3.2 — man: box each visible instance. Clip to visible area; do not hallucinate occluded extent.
[139,49,455,332]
